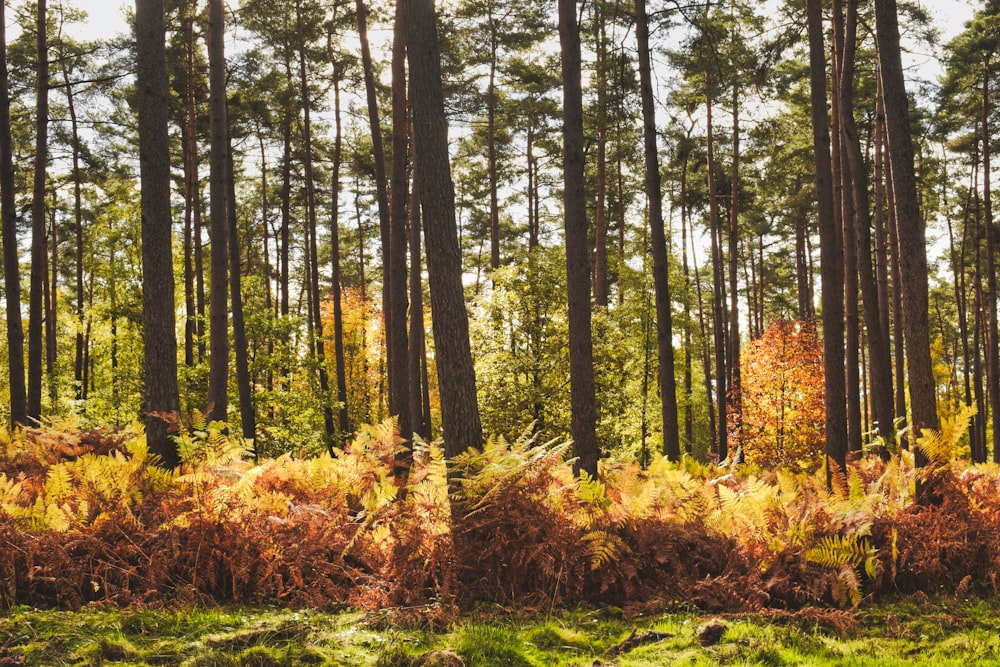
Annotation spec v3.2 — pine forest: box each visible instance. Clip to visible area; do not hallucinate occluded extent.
[4,0,1000,663]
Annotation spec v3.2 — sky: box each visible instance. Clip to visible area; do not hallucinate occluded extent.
[67,0,977,45]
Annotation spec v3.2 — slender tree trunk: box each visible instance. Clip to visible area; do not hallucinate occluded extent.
[691,232,717,447]
[706,73,727,461]
[226,135,254,443]
[294,0,335,449]
[874,72,895,430]
[356,0,396,422]
[405,0,483,458]
[832,0,861,454]
[874,0,939,492]
[558,0,600,477]
[681,154,694,453]
[331,73,351,439]
[46,194,57,407]
[592,4,609,306]
[487,2,501,271]
[840,0,893,445]
[980,65,1000,463]
[0,0,26,426]
[62,50,86,402]
[28,0,49,422]
[389,0,411,438]
[409,167,428,438]
[806,0,848,484]
[135,0,180,467]
[183,8,197,368]
[205,0,229,425]
[728,88,742,453]
[636,0,680,461]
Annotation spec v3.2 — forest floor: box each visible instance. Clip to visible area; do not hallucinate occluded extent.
[2,594,998,666]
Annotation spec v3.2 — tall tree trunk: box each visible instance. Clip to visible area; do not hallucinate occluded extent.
[0,0,25,426]
[405,0,483,458]
[295,0,335,449]
[28,0,49,422]
[226,135,254,442]
[61,48,86,402]
[205,0,229,425]
[558,0,600,477]
[409,167,428,438]
[706,72,727,461]
[873,71,895,431]
[487,2,501,271]
[794,176,814,320]
[135,0,180,467]
[681,153,694,453]
[728,88,742,453]
[182,8,198,368]
[874,0,939,489]
[980,64,1000,463]
[636,0,680,461]
[389,0,411,438]
[356,0,396,421]
[832,0,861,454]
[46,194,57,407]
[806,0,848,484]
[592,4,609,306]
[840,0,893,445]
[331,73,351,439]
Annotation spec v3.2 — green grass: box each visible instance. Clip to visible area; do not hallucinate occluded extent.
[3,596,1000,666]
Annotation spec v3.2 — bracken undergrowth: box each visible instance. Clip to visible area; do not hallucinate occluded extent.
[0,410,997,615]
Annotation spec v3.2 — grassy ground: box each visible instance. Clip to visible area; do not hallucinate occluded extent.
[2,595,1000,666]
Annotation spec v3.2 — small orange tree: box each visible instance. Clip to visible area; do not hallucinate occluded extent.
[738,319,825,472]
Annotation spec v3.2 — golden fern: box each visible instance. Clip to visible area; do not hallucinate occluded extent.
[806,534,879,608]
[916,405,975,469]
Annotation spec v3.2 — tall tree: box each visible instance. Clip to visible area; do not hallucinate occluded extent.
[0,0,25,426]
[205,0,229,425]
[635,0,681,461]
[405,0,483,458]
[135,0,180,466]
[805,0,848,483]
[874,0,940,487]
[27,0,49,422]
[559,0,600,477]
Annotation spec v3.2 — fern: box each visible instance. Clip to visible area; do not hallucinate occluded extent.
[916,405,975,469]
[806,534,879,607]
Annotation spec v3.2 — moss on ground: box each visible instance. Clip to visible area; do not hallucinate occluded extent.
[2,595,999,666]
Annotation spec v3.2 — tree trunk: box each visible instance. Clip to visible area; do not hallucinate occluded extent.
[592,4,609,306]
[706,72,728,461]
[28,0,49,422]
[487,2,501,271]
[728,88,742,453]
[331,73,351,439]
[980,65,1000,463]
[874,0,939,490]
[636,0,680,461]
[389,0,411,439]
[356,0,396,423]
[226,133,254,442]
[135,0,180,467]
[557,0,600,477]
[61,48,86,402]
[206,0,229,426]
[405,0,483,458]
[182,8,197,368]
[0,0,25,426]
[839,0,894,445]
[806,0,848,484]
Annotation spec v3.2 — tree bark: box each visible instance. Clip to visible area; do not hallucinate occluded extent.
[331,72,351,439]
[206,0,229,425]
[874,0,939,491]
[390,0,411,439]
[706,72,728,461]
[0,0,25,426]
[135,0,180,466]
[405,0,483,458]
[636,0,680,461]
[806,0,848,484]
[27,0,49,422]
[558,0,600,477]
